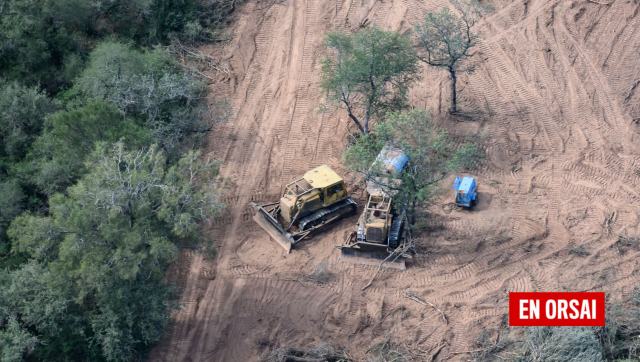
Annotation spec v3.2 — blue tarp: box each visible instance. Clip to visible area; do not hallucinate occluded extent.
[376,146,408,176]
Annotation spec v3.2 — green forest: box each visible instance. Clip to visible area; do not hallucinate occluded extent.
[0,0,235,360]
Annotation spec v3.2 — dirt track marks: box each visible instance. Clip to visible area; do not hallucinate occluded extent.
[150,1,640,361]
[281,0,318,183]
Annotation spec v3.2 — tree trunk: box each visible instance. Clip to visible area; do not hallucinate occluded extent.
[408,200,416,238]
[411,201,416,226]
[347,112,365,134]
[449,66,457,113]
[364,108,370,135]
[342,98,365,133]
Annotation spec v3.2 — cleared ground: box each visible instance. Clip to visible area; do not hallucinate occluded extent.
[148,0,640,360]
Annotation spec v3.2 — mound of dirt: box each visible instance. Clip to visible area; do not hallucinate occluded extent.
[148,0,640,361]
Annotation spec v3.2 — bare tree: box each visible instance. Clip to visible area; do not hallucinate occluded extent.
[413,0,491,113]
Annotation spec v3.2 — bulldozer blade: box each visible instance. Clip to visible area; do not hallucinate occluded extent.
[250,202,294,253]
[337,248,406,270]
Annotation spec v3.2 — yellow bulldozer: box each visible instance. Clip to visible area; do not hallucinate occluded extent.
[250,165,357,253]
[334,146,408,269]
[334,180,407,269]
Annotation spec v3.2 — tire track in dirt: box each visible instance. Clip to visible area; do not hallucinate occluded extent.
[281,0,318,183]
[556,21,633,152]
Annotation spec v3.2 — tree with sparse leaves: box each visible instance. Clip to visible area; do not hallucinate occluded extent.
[413,0,491,113]
[321,26,421,135]
[76,41,231,158]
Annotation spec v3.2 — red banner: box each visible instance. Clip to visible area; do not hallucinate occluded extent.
[509,292,605,326]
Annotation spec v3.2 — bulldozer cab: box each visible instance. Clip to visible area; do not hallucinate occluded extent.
[323,181,345,206]
[283,179,316,204]
[301,165,346,205]
[357,190,393,244]
[280,165,347,223]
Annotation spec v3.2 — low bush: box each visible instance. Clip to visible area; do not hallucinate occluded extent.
[516,326,603,362]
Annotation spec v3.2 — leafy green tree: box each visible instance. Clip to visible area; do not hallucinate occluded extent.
[89,279,180,361]
[75,41,224,157]
[0,180,25,252]
[11,142,223,286]
[25,100,148,196]
[74,42,199,116]
[0,316,39,362]
[0,260,71,362]
[7,142,224,360]
[0,81,55,251]
[0,261,70,334]
[0,81,56,162]
[321,27,421,134]
[0,0,237,359]
[413,0,491,113]
[343,109,480,229]
[0,0,86,90]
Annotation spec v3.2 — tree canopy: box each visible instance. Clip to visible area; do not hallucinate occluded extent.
[0,81,56,162]
[321,26,421,134]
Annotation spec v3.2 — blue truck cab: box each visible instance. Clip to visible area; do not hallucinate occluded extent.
[453,176,477,207]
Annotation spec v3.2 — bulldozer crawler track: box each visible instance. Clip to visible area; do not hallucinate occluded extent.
[298,198,357,233]
[388,214,404,249]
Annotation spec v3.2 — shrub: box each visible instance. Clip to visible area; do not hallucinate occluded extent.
[597,286,640,360]
[516,326,603,362]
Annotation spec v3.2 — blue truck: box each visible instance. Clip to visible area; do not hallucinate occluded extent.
[453,176,477,207]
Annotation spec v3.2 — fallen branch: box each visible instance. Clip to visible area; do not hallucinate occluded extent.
[449,348,485,355]
[277,273,307,287]
[625,79,639,102]
[362,238,416,291]
[428,343,446,362]
[167,38,230,77]
[587,0,614,5]
[282,356,325,362]
[605,211,615,236]
[185,66,216,81]
[496,187,508,203]
[374,305,405,328]
[404,290,447,324]
[362,251,402,291]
